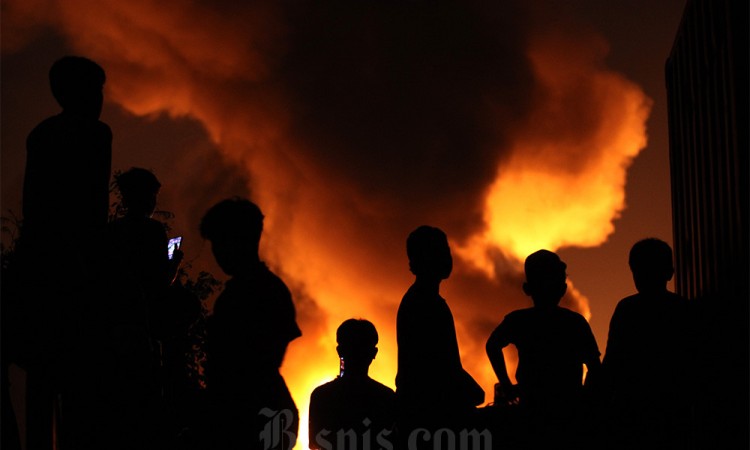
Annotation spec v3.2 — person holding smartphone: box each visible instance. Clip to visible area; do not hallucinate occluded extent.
[109,167,183,299]
[106,167,184,446]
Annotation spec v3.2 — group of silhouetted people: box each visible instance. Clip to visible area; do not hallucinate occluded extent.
[3,56,696,450]
[5,56,197,450]
[312,230,694,450]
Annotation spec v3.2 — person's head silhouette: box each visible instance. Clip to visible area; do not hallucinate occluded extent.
[49,56,106,120]
[200,197,264,276]
[115,168,161,218]
[628,238,674,294]
[336,319,379,377]
[522,249,567,307]
[406,225,452,282]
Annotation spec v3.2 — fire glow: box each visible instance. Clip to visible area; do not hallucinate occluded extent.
[3,2,652,448]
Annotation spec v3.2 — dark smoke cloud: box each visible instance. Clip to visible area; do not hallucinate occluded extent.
[277,2,535,239]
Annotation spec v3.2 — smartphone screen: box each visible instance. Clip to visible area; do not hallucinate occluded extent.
[167,236,182,260]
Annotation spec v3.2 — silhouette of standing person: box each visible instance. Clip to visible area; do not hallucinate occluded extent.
[395,226,484,449]
[309,319,395,450]
[109,168,183,336]
[200,198,302,450]
[486,249,601,449]
[106,167,184,447]
[17,55,111,450]
[601,238,693,450]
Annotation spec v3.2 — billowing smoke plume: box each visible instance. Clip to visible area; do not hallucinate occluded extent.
[2,1,651,447]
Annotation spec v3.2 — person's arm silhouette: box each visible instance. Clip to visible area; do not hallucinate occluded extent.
[486,325,519,403]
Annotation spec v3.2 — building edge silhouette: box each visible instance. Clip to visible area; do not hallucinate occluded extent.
[665,0,749,448]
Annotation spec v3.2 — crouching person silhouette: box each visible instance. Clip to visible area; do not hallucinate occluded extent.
[309,319,396,450]
[200,198,302,450]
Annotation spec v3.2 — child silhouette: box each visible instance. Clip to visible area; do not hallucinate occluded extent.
[309,319,395,450]
[486,250,600,448]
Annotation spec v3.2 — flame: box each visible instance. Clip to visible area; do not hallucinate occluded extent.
[2,2,653,449]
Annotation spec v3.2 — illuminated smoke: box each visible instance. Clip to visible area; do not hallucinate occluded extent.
[458,32,651,275]
[2,1,651,448]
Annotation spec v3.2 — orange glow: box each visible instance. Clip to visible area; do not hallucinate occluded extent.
[282,321,398,449]
[263,195,405,449]
[457,33,651,276]
[2,3,653,449]
[452,32,650,403]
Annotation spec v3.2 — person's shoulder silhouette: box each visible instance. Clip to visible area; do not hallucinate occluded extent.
[23,56,112,238]
[309,319,395,450]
